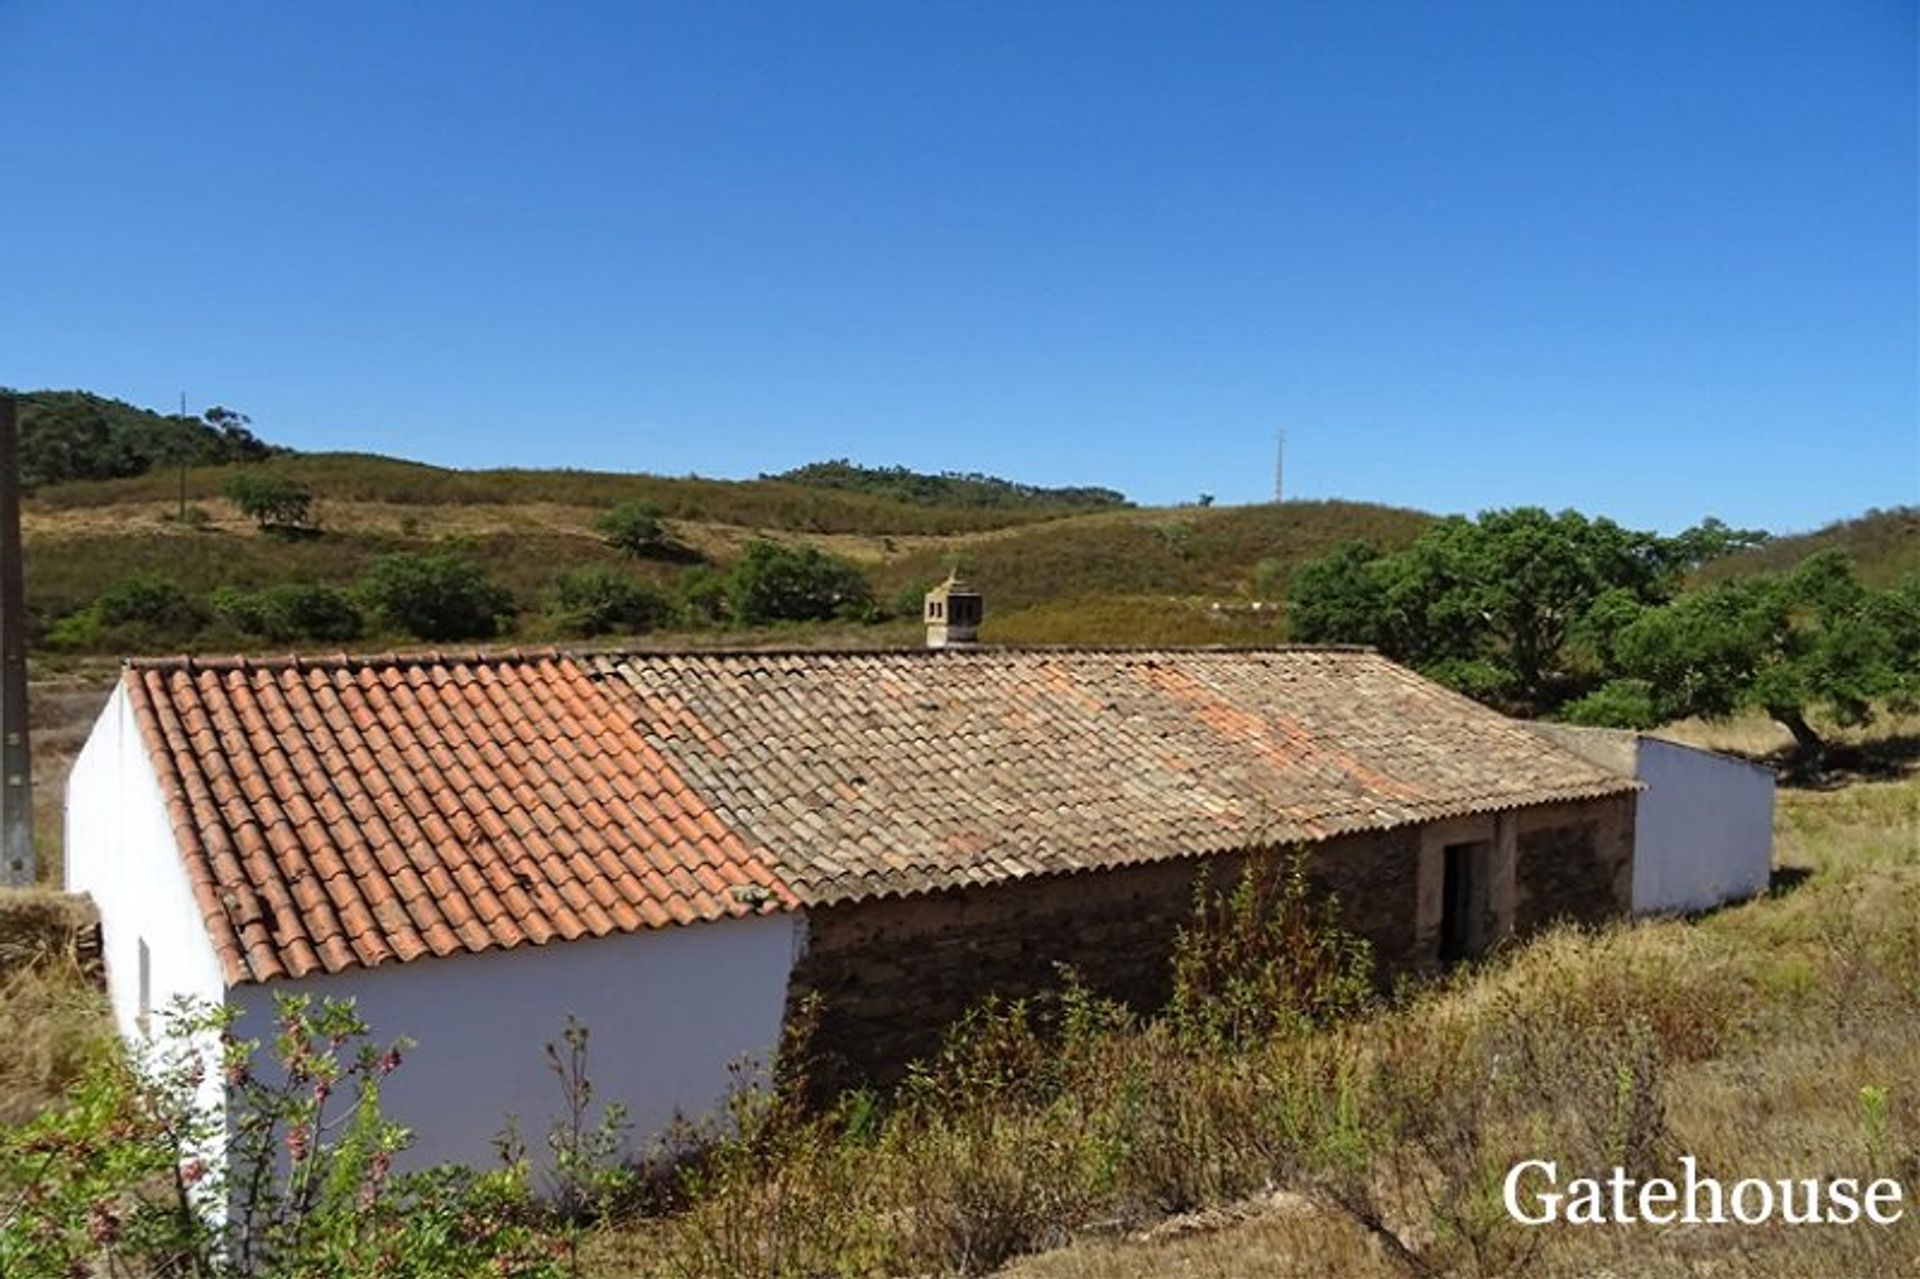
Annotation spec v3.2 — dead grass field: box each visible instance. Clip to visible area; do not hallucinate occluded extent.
[1000,750,1920,1279]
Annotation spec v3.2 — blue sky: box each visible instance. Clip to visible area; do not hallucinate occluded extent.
[2,1,1913,533]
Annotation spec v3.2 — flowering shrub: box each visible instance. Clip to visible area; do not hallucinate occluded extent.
[0,994,564,1278]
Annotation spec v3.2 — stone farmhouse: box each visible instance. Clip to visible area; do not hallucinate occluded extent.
[66,620,1704,1170]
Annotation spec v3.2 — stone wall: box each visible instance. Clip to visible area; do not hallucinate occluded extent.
[1512,794,1636,932]
[786,794,1633,1092]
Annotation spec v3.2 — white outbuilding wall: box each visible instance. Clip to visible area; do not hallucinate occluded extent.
[64,682,227,1043]
[229,911,803,1173]
[1631,736,1775,914]
[1529,722,1775,915]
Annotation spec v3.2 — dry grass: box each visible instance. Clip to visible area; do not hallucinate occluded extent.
[0,887,110,1128]
[1000,763,1920,1279]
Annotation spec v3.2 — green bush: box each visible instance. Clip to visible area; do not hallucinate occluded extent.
[727,540,874,625]
[0,995,563,1278]
[357,551,514,642]
[94,575,206,632]
[677,566,731,626]
[593,501,669,559]
[549,567,674,637]
[213,583,364,644]
[46,574,210,649]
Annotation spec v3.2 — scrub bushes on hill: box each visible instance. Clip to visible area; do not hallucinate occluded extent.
[357,551,515,642]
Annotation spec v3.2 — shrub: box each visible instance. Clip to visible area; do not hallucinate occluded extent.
[1169,850,1375,1049]
[886,578,937,622]
[46,574,210,649]
[726,540,873,625]
[593,501,668,559]
[225,472,316,533]
[676,567,731,626]
[213,583,364,644]
[0,994,563,1278]
[549,567,674,637]
[357,551,514,641]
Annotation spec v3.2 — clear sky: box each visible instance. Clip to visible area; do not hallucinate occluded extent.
[2,1,1913,532]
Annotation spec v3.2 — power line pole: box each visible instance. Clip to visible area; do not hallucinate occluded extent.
[177,392,190,522]
[0,394,34,886]
[1273,428,1286,504]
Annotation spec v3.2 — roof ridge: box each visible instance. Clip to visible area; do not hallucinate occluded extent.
[124,647,566,674]
[122,643,1380,674]
[581,642,1381,660]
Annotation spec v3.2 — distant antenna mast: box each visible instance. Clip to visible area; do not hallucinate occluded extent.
[176,392,189,522]
[1273,428,1286,504]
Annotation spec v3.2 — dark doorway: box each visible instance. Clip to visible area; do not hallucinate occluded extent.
[1440,842,1485,963]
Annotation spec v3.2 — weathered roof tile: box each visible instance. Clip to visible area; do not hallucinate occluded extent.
[128,645,1634,988]
[126,652,798,985]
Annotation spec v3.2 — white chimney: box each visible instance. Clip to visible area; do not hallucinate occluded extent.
[923,572,982,649]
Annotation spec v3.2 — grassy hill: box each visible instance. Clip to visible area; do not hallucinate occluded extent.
[1697,505,1920,587]
[20,445,1438,654]
[14,393,1909,659]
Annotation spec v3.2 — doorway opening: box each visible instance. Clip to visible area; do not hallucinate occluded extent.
[1440,841,1490,963]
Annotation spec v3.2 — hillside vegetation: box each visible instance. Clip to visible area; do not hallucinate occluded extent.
[1699,506,1920,587]
[769,459,1129,510]
[12,390,277,488]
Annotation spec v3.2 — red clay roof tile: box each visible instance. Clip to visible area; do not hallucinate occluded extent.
[128,646,1634,988]
[126,653,798,985]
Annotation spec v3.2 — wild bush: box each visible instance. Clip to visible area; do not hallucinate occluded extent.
[592,502,669,560]
[0,993,562,1278]
[213,583,364,644]
[1169,850,1375,1049]
[549,567,674,637]
[46,573,211,650]
[357,550,515,642]
[726,540,874,625]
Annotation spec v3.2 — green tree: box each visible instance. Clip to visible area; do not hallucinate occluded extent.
[226,472,316,533]
[549,566,675,636]
[593,501,668,558]
[12,390,278,488]
[726,539,873,624]
[358,551,513,641]
[1289,509,1691,712]
[1666,516,1771,570]
[1286,541,1393,648]
[1569,553,1920,754]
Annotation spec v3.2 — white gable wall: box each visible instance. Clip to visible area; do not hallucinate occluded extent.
[65,682,227,1043]
[229,911,803,1173]
[1632,736,1775,913]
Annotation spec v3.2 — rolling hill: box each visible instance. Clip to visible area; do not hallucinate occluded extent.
[13,392,1914,659]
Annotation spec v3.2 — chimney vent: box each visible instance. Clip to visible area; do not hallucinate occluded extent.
[924,572,982,649]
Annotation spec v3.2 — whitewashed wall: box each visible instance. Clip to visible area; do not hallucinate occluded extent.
[64,682,227,1043]
[1632,737,1775,913]
[230,911,803,1173]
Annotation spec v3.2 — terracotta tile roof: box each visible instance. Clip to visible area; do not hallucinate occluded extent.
[124,652,797,985]
[584,647,1639,905]
[126,645,1635,985]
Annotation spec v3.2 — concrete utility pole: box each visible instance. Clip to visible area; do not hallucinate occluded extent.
[0,394,33,886]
